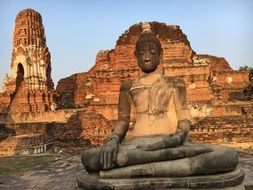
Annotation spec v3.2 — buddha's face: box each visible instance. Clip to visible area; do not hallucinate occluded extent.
[135,41,160,73]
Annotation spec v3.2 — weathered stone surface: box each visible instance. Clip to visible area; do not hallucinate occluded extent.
[0,8,55,113]
[76,168,245,190]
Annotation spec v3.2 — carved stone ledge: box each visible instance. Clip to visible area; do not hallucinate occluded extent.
[76,168,244,190]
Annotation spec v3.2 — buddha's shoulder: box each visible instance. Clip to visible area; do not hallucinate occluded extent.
[120,80,134,91]
[162,76,185,87]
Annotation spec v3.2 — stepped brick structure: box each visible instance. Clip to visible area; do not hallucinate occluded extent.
[56,22,250,114]
[0,8,54,113]
[57,22,252,145]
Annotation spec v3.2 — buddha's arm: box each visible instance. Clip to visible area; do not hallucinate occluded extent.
[100,80,132,169]
[141,123,190,151]
[111,80,132,142]
[165,79,191,146]
[163,119,190,148]
[164,79,191,146]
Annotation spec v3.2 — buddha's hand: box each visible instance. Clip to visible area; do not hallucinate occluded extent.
[137,140,165,151]
[101,137,119,170]
[137,131,187,151]
[136,135,173,151]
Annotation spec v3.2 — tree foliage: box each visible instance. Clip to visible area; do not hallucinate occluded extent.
[239,65,253,71]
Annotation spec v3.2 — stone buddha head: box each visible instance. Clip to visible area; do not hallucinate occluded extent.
[135,23,163,73]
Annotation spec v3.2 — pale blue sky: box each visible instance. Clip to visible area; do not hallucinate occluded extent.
[0,0,252,87]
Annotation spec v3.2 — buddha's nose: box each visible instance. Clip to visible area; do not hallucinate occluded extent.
[144,52,151,62]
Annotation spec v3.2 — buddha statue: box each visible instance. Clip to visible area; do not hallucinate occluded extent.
[77,23,244,190]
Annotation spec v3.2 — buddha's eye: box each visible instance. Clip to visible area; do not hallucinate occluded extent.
[150,49,155,54]
[139,51,144,55]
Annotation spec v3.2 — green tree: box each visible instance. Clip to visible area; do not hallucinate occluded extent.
[239,65,253,71]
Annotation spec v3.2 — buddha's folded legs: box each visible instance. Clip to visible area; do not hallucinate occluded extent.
[116,144,213,167]
[81,143,238,176]
[81,143,211,173]
[100,145,238,178]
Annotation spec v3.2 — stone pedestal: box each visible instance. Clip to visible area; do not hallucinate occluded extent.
[76,168,244,190]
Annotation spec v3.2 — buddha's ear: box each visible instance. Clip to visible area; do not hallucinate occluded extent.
[160,50,163,60]
[134,51,138,61]
[134,51,138,58]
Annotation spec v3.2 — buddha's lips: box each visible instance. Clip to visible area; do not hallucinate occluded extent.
[144,62,152,66]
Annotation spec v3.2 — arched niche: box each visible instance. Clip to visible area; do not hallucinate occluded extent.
[16,63,24,90]
[17,46,25,55]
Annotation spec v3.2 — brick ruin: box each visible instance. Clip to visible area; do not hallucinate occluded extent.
[0,9,56,156]
[0,133,53,156]
[0,8,55,113]
[56,22,253,147]
[56,23,250,114]
[0,16,252,155]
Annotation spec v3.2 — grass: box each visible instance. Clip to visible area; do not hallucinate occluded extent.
[0,154,57,175]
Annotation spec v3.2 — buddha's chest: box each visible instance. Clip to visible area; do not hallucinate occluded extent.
[129,78,175,113]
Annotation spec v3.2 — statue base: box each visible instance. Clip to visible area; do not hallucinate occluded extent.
[76,168,244,190]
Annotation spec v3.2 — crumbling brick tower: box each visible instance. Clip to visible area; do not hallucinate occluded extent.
[2,8,54,113]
